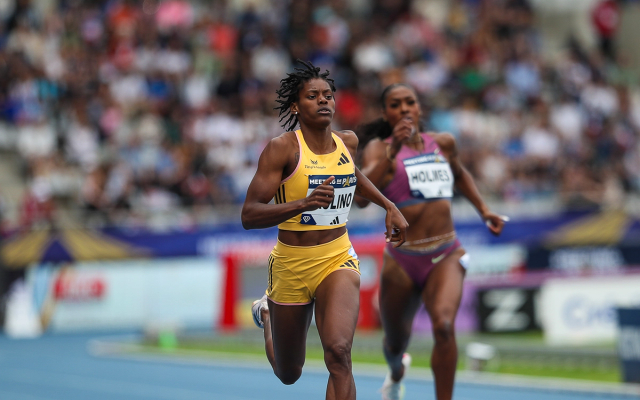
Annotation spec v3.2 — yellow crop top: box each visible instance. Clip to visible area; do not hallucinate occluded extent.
[276,130,357,231]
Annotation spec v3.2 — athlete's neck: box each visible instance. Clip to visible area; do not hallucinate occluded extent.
[405,133,424,151]
[299,124,335,154]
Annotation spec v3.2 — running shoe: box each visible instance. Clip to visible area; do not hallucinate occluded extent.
[251,294,268,329]
[380,353,412,400]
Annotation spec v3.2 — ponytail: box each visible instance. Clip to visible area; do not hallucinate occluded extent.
[355,118,393,164]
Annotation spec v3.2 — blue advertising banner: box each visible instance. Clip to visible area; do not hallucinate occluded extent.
[617,307,640,383]
[3,210,640,268]
[526,245,640,272]
[526,210,640,270]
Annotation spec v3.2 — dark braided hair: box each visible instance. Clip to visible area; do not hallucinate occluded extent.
[355,83,424,158]
[275,59,336,131]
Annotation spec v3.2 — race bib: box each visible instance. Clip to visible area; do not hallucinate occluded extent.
[300,174,357,226]
[403,153,453,199]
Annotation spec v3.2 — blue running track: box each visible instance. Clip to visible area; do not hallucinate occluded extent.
[0,333,638,400]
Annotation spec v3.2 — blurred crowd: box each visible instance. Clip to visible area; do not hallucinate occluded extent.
[1,0,639,230]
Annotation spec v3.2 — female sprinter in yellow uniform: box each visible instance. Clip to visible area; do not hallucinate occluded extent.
[241,60,408,400]
[357,83,505,400]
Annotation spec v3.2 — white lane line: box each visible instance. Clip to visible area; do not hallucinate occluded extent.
[88,338,640,397]
[455,370,640,397]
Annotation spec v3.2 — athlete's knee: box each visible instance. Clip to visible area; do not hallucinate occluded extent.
[431,313,455,343]
[276,366,303,385]
[324,341,352,373]
[383,336,407,357]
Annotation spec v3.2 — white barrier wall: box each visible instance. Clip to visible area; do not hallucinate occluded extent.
[27,258,222,332]
[463,244,526,277]
[540,274,640,346]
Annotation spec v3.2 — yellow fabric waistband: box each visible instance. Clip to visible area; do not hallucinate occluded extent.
[274,231,351,259]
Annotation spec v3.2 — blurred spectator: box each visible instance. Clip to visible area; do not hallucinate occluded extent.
[521,107,560,162]
[16,116,56,160]
[0,192,7,237]
[352,34,395,74]
[0,0,637,230]
[550,94,584,151]
[19,178,54,229]
[591,0,620,62]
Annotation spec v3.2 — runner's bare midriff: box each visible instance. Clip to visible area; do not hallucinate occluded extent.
[278,226,347,247]
[399,199,454,243]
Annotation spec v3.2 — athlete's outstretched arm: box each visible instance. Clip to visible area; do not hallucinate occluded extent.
[358,139,393,187]
[354,167,408,245]
[436,133,505,236]
[241,135,334,230]
[338,130,408,245]
[353,139,390,208]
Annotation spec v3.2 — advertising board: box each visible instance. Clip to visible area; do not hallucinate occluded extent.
[476,287,541,333]
[540,275,640,345]
[28,258,222,332]
[617,307,640,383]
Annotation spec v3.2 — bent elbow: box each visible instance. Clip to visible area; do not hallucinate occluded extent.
[354,195,370,209]
[241,209,253,230]
[241,215,254,230]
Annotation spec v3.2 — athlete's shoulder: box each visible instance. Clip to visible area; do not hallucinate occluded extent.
[260,131,299,167]
[364,136,386,148]
[268,130,299,151]
[334,129,358,147]
[429,131,457,152]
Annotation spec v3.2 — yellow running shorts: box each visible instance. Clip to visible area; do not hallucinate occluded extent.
[266,232,360,305]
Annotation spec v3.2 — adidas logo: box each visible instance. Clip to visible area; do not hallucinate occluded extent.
[337,153,350,166]
[329,216,340,225]
[339,259,359,270]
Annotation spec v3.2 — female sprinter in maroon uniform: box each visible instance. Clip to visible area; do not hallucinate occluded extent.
[242,61,408,400]
[356,83,505,400]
